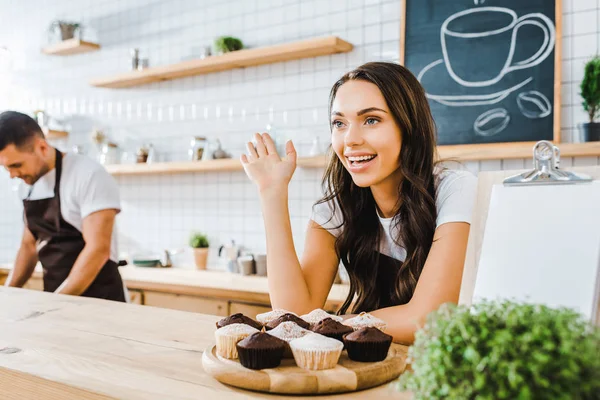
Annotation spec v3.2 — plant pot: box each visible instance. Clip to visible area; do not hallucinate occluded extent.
[193,248,209,270]
[577,122,600,142]
[59,24,79,41]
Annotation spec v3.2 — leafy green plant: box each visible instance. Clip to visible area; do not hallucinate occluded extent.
[214,36,244,53]
[397,300,600,400]
[580,56,600,123]
[189,232,209,248]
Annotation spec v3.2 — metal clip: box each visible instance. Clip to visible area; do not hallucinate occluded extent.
[503,141,592,186]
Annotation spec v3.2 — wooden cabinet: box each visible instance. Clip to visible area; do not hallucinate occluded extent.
[143,291,228,316]
[229,301,272,319]
[128,289,143,305]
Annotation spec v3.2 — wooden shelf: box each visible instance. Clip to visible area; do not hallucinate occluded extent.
[104,143,600,176]
[105,156,330,176]
[90,36,353,89]
[42,127,68,139]
[438,142,600,161]
[106,159,242,175]
[42,39,100,56]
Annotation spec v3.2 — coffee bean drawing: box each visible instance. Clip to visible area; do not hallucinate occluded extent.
[517,91,552,119]
[474,108,510,137]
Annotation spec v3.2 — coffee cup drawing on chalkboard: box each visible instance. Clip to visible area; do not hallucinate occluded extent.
[442,7,554,88]
[416,6,555,108]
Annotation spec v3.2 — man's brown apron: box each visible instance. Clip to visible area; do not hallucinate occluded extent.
[23,149,125,302]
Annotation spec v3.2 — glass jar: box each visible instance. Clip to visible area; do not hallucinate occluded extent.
[99,142,119,165]
[189,136,207,161]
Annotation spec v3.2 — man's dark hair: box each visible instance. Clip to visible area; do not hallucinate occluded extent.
[0,111,45,151]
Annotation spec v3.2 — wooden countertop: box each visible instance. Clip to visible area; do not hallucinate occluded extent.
[0,264,350,308]
[0,287,410,399]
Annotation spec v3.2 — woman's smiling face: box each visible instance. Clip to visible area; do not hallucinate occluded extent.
[330,80,403,188]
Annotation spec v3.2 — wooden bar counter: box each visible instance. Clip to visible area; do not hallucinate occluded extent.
[0,287,410,399]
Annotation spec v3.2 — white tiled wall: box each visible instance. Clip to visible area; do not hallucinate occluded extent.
[0,0,599,266]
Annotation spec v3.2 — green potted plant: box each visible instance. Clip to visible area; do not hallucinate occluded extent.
[49,20,81,41]
[579,56,600,142]
[214,36,244,55]
[189,232,209,270]
[397,300,600,399]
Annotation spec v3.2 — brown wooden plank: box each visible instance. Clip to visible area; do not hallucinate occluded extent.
[90,36,353,89]
[42,39,100,56]
[0,368,115,400]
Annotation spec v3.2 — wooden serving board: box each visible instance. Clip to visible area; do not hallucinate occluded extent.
[202,343,408,395]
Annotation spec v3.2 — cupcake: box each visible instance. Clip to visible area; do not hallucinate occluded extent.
[216,313,262,330]
[342,312,387,332]
[310,317,353,342]
[343,327,393,362]
[300,308,343,324]
[265,313,310,331]
[289,333,343,371]
[267,321,312,358]
[214,323,259,359]
[256,309,297,325]
[236,332,286,370]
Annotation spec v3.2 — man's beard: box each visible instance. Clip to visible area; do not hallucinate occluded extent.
[25,163,50,185]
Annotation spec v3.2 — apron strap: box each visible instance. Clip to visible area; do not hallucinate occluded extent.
[53,149,63,234]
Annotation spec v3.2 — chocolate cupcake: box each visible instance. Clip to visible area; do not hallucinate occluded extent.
[216,313,262,330]
[236,331,286,370]
[310,317,353,342]
[265,313,310,331]
[343,327,393,362]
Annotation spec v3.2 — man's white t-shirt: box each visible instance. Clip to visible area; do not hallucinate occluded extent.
[311,169,478,261]
[19,153,121,262]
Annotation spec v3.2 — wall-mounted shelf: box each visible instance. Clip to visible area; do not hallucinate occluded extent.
[103,143,600,176]
[439,142,600,161]
[42,127,68,139]
[42,39,100,56]
[90,36,353,89]
[106,159,242,175]
[105,156,329,176]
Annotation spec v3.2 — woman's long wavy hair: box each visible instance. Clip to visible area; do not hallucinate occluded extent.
[318,62,439,315]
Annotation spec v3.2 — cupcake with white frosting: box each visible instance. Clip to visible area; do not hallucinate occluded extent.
[289,333,343,370]
[214,323,259,359]
[267,321,312,357]
[256,309,297,325]
[300,308,343,325]
[342,312,387,332]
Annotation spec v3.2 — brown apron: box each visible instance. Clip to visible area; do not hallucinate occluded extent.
[23,149,126,302]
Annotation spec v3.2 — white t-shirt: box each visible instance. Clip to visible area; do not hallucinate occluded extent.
[311,169,478,261]
[19,153,121,262]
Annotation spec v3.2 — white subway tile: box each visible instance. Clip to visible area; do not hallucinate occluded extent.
[572,33,597,58]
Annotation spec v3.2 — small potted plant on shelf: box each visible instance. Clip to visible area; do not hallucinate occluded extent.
[49,20,81,41]
[579,56,600,142]
[397,300,600,399]
[189,232,210,270]
[214,36,244,55]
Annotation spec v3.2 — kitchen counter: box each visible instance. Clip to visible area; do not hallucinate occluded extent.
[0,264,350,314]
[0,287,410,399]
[118,266,349,306]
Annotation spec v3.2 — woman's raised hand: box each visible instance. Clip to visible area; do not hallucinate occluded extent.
[241,133,297,194]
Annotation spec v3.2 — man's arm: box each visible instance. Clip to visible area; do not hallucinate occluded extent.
[54,209,117,296]
[5,227,38,288]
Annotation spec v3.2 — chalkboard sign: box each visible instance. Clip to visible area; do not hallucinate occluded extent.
[401,0,561,147]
